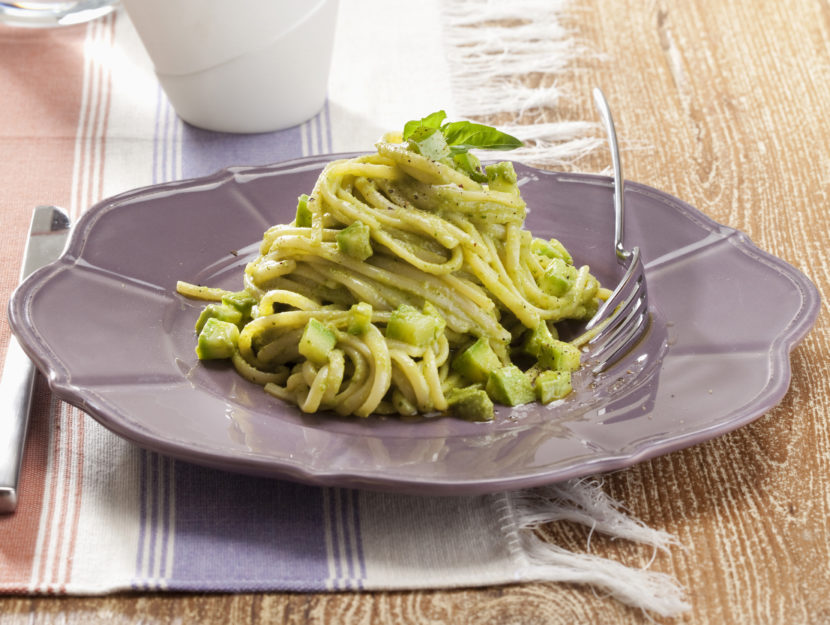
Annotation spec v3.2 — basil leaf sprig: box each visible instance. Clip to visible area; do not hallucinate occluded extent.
[402,110,448,141]
[403,111,522,153]
[402,111,522,182]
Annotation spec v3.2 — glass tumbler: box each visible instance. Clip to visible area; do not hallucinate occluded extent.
[0,0,118,27]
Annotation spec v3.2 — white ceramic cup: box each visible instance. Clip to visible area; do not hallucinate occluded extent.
[121,0,339,133]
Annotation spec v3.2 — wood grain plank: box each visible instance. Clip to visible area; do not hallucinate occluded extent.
[569,1,830,622]
[2,0,828,623]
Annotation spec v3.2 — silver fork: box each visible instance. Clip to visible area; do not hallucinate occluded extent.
[581,88,650,374]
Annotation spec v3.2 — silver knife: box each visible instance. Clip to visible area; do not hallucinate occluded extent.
[0,206,71,514]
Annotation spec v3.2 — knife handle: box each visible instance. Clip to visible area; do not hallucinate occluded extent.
[0,335,37,514]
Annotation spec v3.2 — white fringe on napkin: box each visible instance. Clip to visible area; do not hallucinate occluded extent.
[442,0,604,167]
[498,121,606,168]
[503,479,689,617]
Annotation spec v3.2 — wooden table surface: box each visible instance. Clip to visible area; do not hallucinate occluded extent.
[3,0,828,623]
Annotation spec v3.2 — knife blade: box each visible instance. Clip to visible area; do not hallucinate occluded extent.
[0,206,71,514]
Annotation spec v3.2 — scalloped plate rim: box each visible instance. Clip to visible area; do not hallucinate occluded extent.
[7,155,821,495]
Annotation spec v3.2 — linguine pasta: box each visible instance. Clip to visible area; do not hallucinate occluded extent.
[178,119,608,421]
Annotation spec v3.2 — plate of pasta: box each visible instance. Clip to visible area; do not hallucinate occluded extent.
[9,123,819,494]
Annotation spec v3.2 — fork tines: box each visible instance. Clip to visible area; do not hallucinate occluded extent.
[585,246,649,373]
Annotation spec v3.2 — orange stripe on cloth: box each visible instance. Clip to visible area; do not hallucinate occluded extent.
[34,402,85,593]
[0,23,87,590]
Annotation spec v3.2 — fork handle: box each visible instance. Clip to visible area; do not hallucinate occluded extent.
[0,335,37,514]
[593,87,630,261]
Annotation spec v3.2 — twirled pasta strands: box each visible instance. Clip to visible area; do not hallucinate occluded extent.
[181,138,605,419]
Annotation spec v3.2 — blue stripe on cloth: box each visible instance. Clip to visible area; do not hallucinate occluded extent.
[135,100,358,592]
[180,120,304,178]
[179,100,332,178]
[132,450,175,591]
[168,468,332,591]
[324,488,366,590]
[132,449,149,590]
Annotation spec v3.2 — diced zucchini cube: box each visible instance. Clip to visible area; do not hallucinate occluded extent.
[446,386,495,422]
[336,220,373,261]
[522,321,557,358]
[452,337,501,384]
[485,161,518,194]
[295,193,312,227]
[386,304,442,346]
[485,365,535,406]
[221,290,257,320]
[538,339,581,372]
[347,302,373,335]
[535,370,573,403]
[299,318,337,365]
[195,303,243,334]
[540,258,575,297]
[196,318,239,360]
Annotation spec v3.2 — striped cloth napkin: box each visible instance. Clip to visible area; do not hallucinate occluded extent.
[0,1,687,616]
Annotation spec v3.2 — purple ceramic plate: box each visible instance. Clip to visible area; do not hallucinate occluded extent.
[8,155,820,495]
